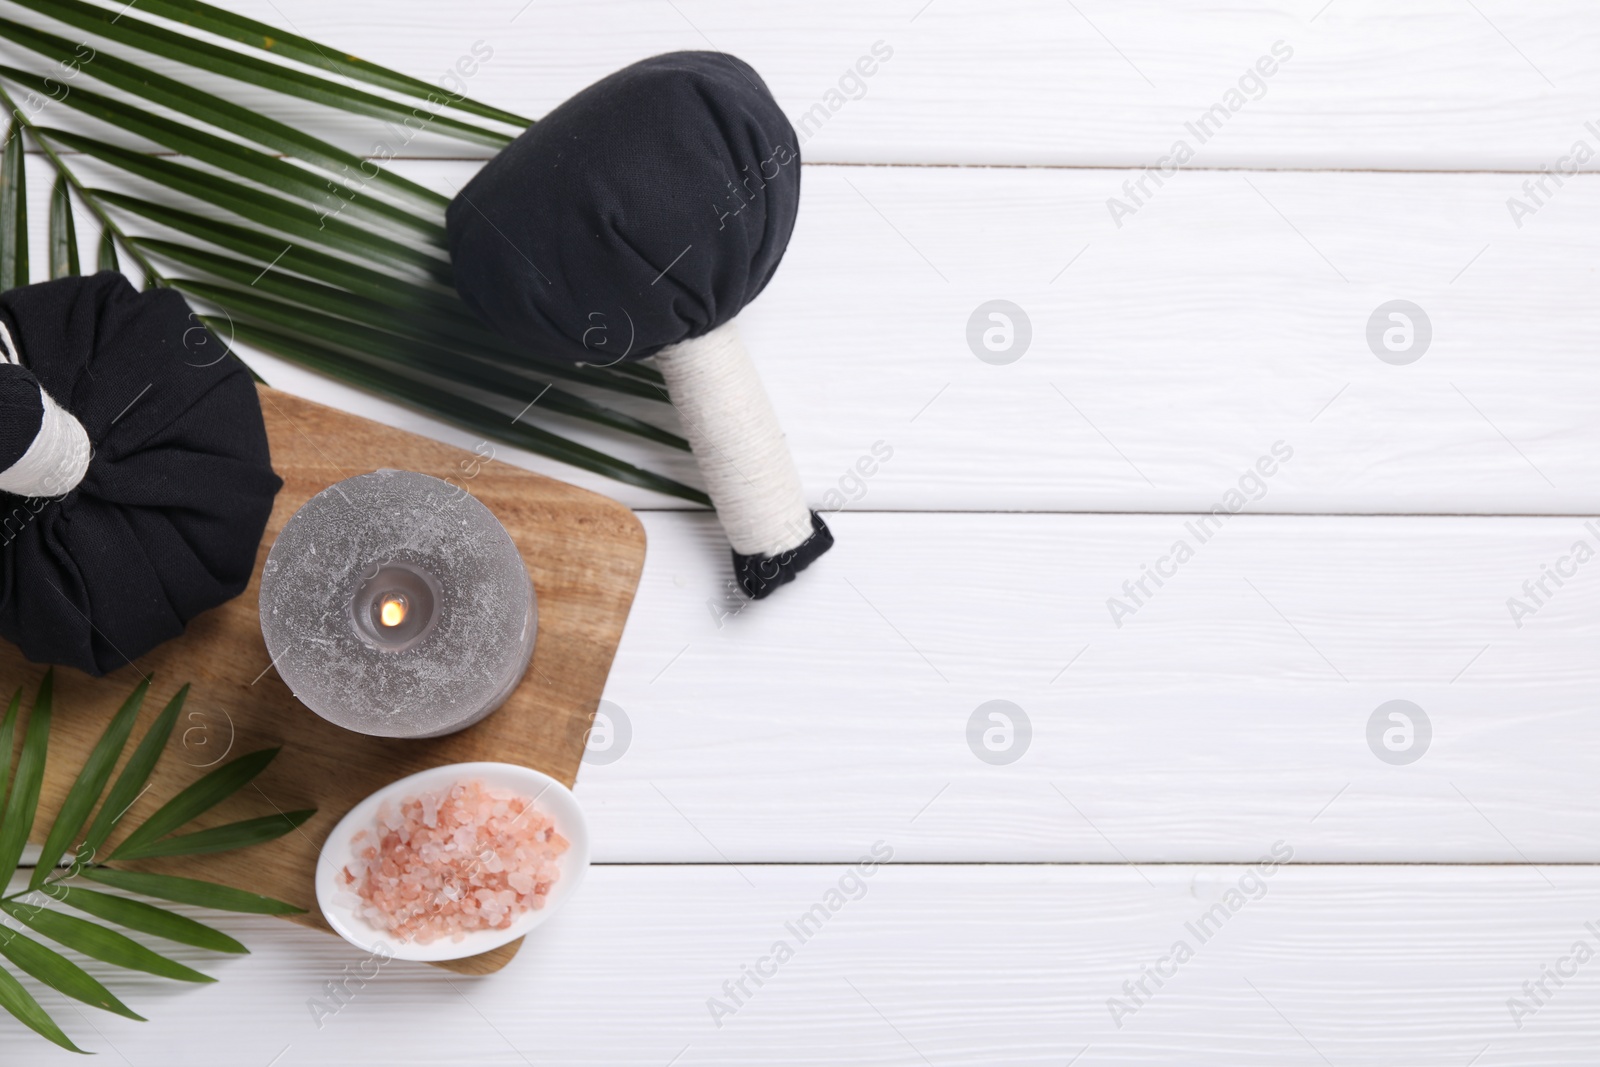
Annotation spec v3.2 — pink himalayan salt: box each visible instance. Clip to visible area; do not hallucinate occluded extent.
[342,779,568,944]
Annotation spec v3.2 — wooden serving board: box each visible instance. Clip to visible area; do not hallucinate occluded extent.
[4,386,647,975]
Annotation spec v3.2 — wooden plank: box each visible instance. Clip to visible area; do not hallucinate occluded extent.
[21,158,1597,514]
[14,0,1594,169]
[14,864,1598,1063]
[221,160,1600,514]
[3,387,645,975]
[580,511,1600,863]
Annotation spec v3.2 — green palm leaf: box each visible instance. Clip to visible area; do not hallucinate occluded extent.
[48,175,78,278]
[0,964,83,1052]
[9,0,514,148]
[0,120,25,291]
[0,68,445,241]
[96,227,117,272]
[0,17,444,212]
[130,0,530,127]
[215,317,711,504]
[0,926,143,1020]
[93,191,460,310]
[2,902,213,983]
[30,677,148,888]
[76,868,302,915]
[0,678,317,1048]
[78,684,188,859]
[112,809,315,860]
[39,127,450,281]
[0,672,54,879]
[176,278,688,449]
[53,886,246,954]
[0,690,19,810]
[109,748,279,860]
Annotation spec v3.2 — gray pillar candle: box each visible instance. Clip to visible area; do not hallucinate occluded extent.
[259,470,536,739]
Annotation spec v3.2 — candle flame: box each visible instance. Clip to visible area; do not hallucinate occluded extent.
[379,594,408,628]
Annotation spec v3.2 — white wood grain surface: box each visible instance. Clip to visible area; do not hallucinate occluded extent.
[10,865,1600,1065]
[55,156,1583,514]
[23,0,1598,169]
[3,1,1596,1062]
[581,511,1598,863]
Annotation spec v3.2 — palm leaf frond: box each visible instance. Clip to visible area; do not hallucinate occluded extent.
[47,174,77,277]
[112,809,315,860]
[0,926,143,1019]
[0,679,310,1048]
[109,747,280,859]
[0,965,82,1053]
[78,683,188,858]
[177,277,688,448]
[93,190,459,308]
[52,886,246,954]
[2,902,214,983]
[9,0,515,148]
[0,16,445,212]
[215,316,712,503]
[38,127,450,279]
[29,676,148,888]
[130,0,531,128]
[0,68,444,240]
[96,225,117,271]
[0,120,25,290]
[0,672,55,878]
[0,690,19,814]
[77,867,304,915]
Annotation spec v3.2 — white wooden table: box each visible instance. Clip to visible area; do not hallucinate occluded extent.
[12,1,1600,1062]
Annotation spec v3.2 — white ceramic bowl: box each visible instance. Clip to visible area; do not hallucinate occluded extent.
[315,762,590,962]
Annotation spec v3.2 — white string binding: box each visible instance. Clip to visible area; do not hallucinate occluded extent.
[654,320,812,556]
[0,320,92,498]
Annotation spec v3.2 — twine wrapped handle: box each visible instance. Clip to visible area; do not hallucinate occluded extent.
[656,322,832,598]
[0,321,91,499]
